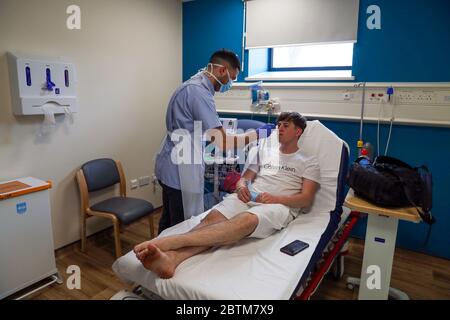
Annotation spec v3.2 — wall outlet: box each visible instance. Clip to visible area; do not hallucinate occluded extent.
[397,90,437,105]
[342,91,353,100]
[368,91,387,103]
[130,179,139,190]
[139,176,151,187]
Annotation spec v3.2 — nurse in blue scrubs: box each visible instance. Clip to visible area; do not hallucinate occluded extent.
[155,49,274,233]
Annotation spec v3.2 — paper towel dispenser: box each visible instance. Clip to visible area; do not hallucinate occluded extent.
[7,52,78,116]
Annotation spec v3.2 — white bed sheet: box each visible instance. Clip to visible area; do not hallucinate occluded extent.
[113,209,350,300]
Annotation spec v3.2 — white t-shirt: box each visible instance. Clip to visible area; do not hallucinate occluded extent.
[245,144,320,197]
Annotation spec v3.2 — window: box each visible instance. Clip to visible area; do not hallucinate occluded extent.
[244,0,358,80]
[271,43,354,70]
[245,43,355,81]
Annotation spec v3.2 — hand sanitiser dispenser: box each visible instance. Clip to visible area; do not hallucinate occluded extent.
[7,52,78,115]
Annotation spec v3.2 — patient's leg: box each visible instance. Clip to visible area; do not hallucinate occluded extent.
[140,213,258,278]
[189,209,229,232]
[134,210,227,259]
[148,212,258,252]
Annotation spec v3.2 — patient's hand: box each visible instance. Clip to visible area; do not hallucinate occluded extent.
[237,186,251,203]
[256,192,279,204]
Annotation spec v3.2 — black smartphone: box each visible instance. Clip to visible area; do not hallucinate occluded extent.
[280,240,309,256]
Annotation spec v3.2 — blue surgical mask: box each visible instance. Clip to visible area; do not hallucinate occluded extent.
[204,63,234,93]
[219,74,233,93]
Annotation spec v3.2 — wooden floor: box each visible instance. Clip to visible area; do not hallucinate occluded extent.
[13,209,450,300]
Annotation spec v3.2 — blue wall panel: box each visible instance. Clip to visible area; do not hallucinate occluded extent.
[183,0,244,81]
[354,0,450,82]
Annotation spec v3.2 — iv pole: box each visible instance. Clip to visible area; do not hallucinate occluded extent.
[355,82,366,156]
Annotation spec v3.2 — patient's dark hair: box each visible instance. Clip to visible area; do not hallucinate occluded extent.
[210,49,241,71]
[277,112,307,131]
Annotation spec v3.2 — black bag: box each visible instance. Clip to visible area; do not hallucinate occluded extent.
[347,155,435,225]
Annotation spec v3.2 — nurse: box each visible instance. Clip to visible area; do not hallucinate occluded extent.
[155,49,274,233]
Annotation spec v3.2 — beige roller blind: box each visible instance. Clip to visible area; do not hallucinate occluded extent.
[245,0,360,49]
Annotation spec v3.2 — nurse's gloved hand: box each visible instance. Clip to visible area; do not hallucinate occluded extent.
[256,123,276,139]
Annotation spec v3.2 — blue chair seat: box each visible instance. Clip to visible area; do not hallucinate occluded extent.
[91,197,154,225]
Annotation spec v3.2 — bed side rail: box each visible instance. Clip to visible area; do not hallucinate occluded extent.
[294,211,361,300]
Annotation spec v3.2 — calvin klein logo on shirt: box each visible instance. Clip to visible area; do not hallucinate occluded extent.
[263,163,296,173]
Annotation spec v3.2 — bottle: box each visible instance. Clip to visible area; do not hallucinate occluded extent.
[358,155,371,166]
[247,181,259,202]
[250,81,263,106]
[360,142,373,159]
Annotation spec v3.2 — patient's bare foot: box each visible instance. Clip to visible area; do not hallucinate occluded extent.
[134,239,165,262]
[134,240,152,256]
[135,248,149,262]
[141,244,176,279]
[133,237,172,261]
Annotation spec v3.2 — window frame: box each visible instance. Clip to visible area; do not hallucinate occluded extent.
[268,46,353,72]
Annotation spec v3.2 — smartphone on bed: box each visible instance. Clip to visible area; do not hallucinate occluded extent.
[280,240,309,256]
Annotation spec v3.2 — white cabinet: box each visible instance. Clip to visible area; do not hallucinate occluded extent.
[0,177,60,299]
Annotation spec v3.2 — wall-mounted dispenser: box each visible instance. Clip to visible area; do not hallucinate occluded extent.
[7,52,78,116]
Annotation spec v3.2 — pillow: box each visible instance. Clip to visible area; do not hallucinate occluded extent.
[298,121,348,214]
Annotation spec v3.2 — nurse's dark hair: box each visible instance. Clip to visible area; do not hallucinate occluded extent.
[210,49,241,71]
[277,112,307,131]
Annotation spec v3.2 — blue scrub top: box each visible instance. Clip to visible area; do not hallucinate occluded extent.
[155,72,222,190]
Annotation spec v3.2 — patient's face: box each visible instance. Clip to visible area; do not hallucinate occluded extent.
[277,121,302,144]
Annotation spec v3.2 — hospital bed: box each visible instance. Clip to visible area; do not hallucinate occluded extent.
[112,120,360,300]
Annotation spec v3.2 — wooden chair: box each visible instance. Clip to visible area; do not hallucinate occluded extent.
[76,158,156,258]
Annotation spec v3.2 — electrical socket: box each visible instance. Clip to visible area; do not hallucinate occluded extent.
[396,90,436,105]
[368,91,387,103]
[342,92,353,100]
[139,176,151,187]
[130,179,139,190]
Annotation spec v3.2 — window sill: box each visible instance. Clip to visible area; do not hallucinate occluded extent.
[245,70,354,81]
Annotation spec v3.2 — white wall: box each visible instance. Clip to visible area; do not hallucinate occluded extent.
[0,0,182,248]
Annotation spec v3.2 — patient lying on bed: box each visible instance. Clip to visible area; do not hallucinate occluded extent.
[134,112,320,279]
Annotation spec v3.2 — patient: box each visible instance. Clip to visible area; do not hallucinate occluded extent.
[134,112,320,279]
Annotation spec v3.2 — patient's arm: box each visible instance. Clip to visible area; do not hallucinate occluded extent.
[235,169,258,203]
[256,178,319,208]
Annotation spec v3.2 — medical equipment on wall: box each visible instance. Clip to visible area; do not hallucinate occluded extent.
[7,52,78,120]
[0,177,61,300]
[377,87,396,156]
[250,81,281,122]
[251,81,270,108]
[377,86,396,156]
[354,82,367,156]
[355,83,397,158]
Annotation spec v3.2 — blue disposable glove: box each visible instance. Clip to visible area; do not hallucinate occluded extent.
[256,123,276,139]
[247,182,259,202]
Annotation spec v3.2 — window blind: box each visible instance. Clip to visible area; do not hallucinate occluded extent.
[245,0,360,49]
